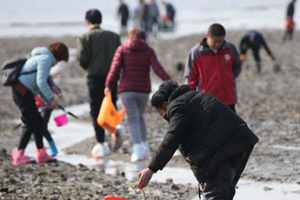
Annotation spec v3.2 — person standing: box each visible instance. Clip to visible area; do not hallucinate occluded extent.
[240,30,277,74]
[105,28,170,162]
[117,0,130,37]
[283,0,297,42]
[77,9,121,158]
[137,81,258,200]
[184,23,241,112]
[11,42,69,166]
[148,0,160,34]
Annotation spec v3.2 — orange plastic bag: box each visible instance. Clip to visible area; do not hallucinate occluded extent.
[97,91,125,134]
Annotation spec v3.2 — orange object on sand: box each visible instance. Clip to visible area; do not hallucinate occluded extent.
[286,17,295,31]
[104,196,128,200]
[97,91,125,134]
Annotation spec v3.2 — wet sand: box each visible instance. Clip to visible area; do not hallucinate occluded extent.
[1,30,300,199]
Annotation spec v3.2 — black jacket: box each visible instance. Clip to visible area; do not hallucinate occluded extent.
[149,86,258,174]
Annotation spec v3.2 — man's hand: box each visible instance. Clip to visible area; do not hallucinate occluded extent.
[137,168,154,189]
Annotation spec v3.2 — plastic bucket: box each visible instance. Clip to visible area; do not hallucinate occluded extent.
[103,196,128,200]
[54,113,69,127]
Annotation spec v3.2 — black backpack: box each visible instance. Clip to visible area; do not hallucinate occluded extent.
[1,58,27,86]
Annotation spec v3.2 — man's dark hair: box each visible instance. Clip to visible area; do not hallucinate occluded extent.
[208,23,226,37]
[151,80,178,107]
[85,9,102,24]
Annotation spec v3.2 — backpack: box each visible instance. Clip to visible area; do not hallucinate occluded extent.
[1,58,27,86]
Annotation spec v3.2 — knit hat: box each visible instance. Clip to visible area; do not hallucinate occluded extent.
[151,80,179,107]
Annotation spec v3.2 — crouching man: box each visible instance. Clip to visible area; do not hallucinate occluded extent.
[137,80,259,200]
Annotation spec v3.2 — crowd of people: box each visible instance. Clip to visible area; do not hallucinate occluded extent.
[3,0,298,199]
[117,0,176,37]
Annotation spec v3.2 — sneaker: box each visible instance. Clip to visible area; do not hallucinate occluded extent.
[141,142,150,159]
[36,148,55,164]
[48,140,58,157]
[91,142,111,159]
[11,148,33,166]
[110,129,123,152]
[131,143,147,162]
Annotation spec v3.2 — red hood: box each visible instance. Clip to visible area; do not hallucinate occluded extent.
[124,39,148,51]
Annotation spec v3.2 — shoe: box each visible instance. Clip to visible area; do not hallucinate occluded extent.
[11,148,33,166]
[36,148,55,164]
[141,142,150,159]
[110,128,123,152]
[48,140,58,157]
[91,142,111,159]
[131,143,147,162]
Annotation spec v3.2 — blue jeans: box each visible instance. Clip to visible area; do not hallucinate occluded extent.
[121,92,149,144]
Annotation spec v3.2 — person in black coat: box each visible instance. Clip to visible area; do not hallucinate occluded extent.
[137,80,259,200]
[117,0,130,36]
[283,0,297,42]
[240,30,278,73]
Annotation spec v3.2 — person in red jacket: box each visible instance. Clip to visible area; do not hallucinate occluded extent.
[184,23,241,112]
[105,28,170,162]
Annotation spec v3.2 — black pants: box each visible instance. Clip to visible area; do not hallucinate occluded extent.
[198,147,254,200]
[12,87,48,150]
[40,109,54,142]
[87,77,117,143]
[251,48,262,73]
[282,29,294,42]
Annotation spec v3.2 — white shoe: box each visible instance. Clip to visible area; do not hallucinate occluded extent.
[91,142,111,159]
[131,143,146,162]
[141,142,150,159]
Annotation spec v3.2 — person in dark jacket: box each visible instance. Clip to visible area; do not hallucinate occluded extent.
[283,0,297,42]
[137,81,259,200]
[184,23,241,112]
[105,28,170,162]
[240,30,278,74]
[77,9,121,158]
[117,0,130,36]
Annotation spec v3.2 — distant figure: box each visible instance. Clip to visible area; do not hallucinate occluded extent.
[161,0,176,30]
[11,42,69,166]
[117,0,130,37]
[283,0,297,42]
[105,28,170,162]
[133,0,149,32]
[184,23,241,112]
[77,9,121,158]
[137,81,259,200]
[240,31,277,74]
[147,0,160,33]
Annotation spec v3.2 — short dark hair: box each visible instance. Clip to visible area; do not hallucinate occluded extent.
[85,9,102,24]
[208,23,226,37]
[151,80,178,107]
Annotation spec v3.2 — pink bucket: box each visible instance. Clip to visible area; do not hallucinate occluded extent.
[54,113,69,127]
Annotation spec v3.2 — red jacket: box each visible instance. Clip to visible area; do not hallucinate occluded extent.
[106,39,170,93]
[184,39,241,105]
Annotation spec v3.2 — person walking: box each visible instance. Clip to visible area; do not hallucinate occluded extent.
[283,0,297,42]
[137,81,259,200]
[105,28,170,162]
[117,0,130,37]
[11,42,69,166]
[184,23,241,112]
[240,30,278,74]
[77,9,121,158]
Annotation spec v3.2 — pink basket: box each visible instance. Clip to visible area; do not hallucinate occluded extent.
[54,113,69,127]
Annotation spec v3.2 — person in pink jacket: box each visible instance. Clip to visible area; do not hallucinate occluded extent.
[105,28,171,162]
